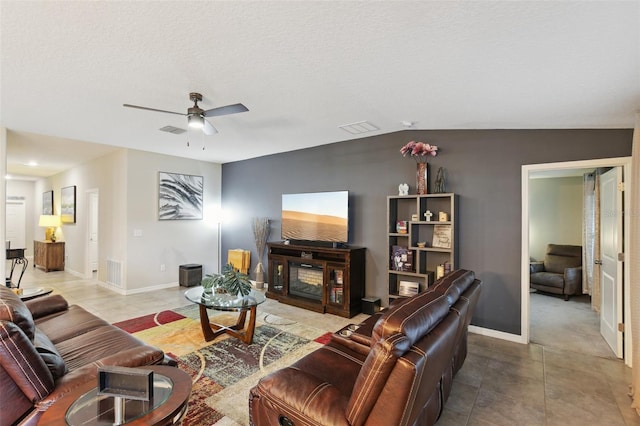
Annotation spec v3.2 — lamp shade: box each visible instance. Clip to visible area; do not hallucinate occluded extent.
[39,215,61,227]
[188,114,204,129]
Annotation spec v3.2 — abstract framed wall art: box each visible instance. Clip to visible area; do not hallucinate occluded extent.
[42,191,53,215]
[61,185,76,223]
[158,172,203,220]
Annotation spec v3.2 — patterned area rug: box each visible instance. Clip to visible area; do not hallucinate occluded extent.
[113,305,333,425]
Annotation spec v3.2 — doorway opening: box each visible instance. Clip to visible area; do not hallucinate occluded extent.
[521,157,632,366]
[6,199,26,250]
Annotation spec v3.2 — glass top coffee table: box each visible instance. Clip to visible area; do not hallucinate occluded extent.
[18,287,53,301]
[38,365,191,426]
[184,287,266,344]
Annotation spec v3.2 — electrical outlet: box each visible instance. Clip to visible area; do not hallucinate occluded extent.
[160,264,166,272]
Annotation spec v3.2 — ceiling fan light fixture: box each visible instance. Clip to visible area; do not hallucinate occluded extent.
[188,114,204,129]
[123,92,247,136]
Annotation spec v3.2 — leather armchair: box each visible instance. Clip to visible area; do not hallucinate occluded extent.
[249,270,482,426]
[530,244,583,300]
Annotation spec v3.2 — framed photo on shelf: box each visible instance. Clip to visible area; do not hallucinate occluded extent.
[391,245,414,272]
[432,224,452,248]
[396,220,408,234]
[399,280,419,296]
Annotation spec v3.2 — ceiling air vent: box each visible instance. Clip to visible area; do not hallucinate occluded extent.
[338,120,380,135]
[159,125,186,134]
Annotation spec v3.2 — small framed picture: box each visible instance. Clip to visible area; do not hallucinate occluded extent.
[399,280,419,296]
[432,225,452,249]
[396,220,408,234]
[61,186,76,223]
[391,246,414,272]
[42,191,53,215]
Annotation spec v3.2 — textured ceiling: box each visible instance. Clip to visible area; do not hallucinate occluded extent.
[1,1,639,177]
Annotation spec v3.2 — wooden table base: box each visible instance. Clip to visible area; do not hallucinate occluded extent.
[198,304,258,344]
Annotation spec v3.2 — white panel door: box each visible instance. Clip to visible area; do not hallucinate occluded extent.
[599,167,623,357]
[6,201,26,249]
[89,191,99,272]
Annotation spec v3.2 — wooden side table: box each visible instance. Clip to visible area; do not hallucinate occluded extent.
[33,241,65,272]
[38,365,191,425]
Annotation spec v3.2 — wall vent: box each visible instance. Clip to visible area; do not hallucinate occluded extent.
[159,125,186,134]
[106,259,123,288]
[338,120,379,135]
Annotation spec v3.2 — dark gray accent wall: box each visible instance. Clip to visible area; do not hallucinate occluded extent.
[221,129,632,335]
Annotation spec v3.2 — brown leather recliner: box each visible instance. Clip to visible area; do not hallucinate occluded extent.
[0,286,168,425]
[530,244,583,301]
[249,269,482,426]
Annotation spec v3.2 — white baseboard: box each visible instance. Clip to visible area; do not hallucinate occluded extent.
[97,281,179,295]
[64,268,84,278]
[469,325,527,344]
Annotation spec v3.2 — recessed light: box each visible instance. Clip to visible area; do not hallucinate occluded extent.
[401,121,415,128]
[22,161,38,167]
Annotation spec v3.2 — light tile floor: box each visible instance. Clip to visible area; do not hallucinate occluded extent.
[12,264,640,425]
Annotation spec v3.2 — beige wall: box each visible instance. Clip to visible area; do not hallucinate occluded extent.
[1,128,5,281]
[125,149,221,291]
[32,147,221,293]
[529,176,584,261]
[35,149,128,279]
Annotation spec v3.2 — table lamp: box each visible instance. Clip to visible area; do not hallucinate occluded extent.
[39,215,61,242]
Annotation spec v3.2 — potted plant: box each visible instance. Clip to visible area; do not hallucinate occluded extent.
[201,263,252,297]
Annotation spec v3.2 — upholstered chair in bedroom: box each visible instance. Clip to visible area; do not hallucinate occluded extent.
[530,244,583,300]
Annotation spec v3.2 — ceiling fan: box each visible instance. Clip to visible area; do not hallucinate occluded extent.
[123,92,248,135]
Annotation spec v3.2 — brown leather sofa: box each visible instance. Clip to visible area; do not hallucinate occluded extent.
[0,286,168,425]
[249,269,482,426]
[530,244,583,300]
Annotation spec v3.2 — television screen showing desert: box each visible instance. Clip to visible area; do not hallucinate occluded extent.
[282,192,348,242]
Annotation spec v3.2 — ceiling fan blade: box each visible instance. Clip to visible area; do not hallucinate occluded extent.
[203,103,249,117]
[123,104,186,116]
[203,119,218,135]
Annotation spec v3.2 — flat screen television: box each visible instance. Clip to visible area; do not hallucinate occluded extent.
[281,190,349,243]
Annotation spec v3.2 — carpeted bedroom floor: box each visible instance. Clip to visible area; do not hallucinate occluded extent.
[530,290,615,359]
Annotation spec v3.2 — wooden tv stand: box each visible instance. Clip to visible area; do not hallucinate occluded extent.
[266,242,365,318]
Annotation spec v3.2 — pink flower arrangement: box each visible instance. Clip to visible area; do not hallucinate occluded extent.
[400,141,438,162]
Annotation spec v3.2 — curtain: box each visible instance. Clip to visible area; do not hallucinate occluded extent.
[629,112,640,415]
[583,171,602,311]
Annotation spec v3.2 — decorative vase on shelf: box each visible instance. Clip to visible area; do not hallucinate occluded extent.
[416,162,428,195]
[401,141,438,195]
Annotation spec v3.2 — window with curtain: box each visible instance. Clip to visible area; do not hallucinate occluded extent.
[583,171,601,313]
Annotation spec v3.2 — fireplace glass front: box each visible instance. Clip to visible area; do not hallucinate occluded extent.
[289,263,323,301]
